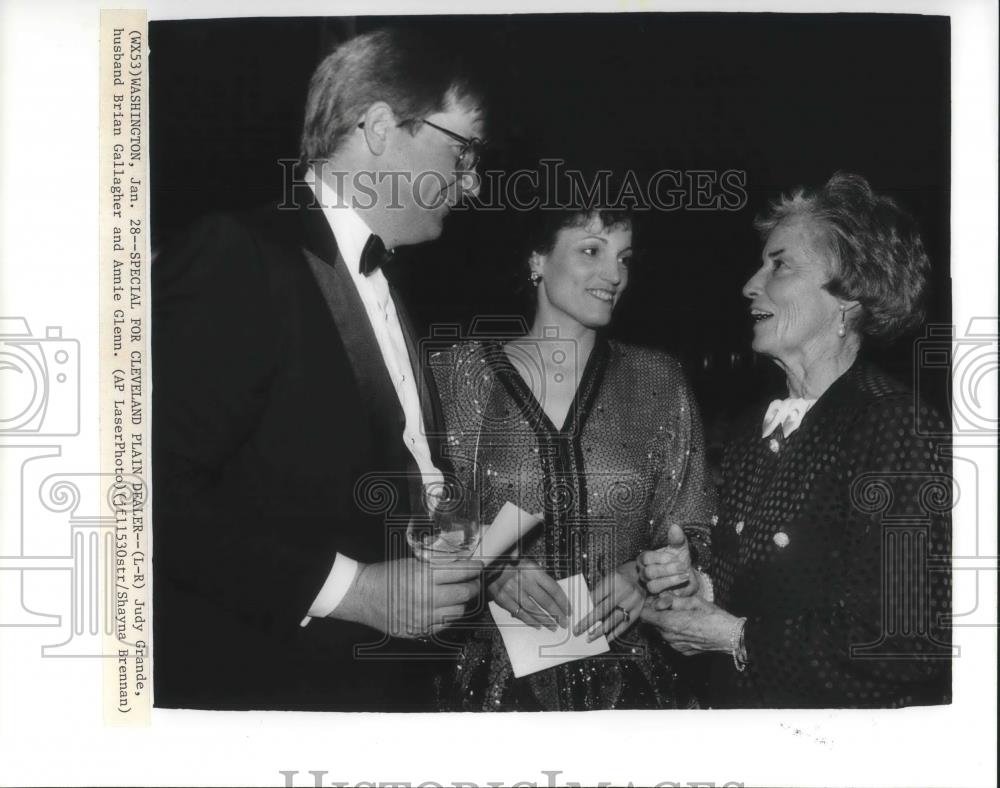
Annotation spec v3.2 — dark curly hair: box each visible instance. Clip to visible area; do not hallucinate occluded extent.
[754,172,930,343]
[524,208,635,258]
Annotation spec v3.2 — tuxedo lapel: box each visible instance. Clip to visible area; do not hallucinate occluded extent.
[296,200,441,478]
[299,209,405,444]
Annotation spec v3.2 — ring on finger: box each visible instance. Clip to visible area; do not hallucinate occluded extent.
[614,604,631,623]
[512,604,522,617]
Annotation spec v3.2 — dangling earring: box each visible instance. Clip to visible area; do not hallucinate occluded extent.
[529,271,542,288]
[837,304,847,337]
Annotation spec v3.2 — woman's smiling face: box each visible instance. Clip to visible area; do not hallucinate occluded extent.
[533,215,633,331]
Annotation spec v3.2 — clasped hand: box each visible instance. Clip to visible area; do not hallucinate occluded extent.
[639,594,739,656]
[635,524,738,655]
[636,523,699,597]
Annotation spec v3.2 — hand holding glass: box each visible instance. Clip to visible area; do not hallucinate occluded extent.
[406,481,481,563]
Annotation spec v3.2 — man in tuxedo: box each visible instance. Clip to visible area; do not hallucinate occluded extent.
[152,28,486,711]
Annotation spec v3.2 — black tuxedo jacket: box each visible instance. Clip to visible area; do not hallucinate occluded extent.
[152,200,446,711]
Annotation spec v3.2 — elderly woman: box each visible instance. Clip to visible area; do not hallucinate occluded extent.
[640,173,951,708]
[431,205,716,710]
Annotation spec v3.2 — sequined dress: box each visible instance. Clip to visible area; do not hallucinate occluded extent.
[430,337,717,711]
[710,360,952,708]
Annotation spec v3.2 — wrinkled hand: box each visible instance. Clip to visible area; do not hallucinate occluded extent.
[573,561,644,644]
[638,523,699,597]
[489,558,569,630]
[640,594,738,656]
[337,557,483,639]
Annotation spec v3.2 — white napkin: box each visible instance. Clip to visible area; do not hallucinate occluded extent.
[488,573,610,678]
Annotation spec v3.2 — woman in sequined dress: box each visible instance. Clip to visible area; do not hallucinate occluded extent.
[640,173,952,708]
[430,207,717,711]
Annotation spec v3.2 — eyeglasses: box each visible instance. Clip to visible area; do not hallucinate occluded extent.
[416,119,484,172]
[358,118,484,172]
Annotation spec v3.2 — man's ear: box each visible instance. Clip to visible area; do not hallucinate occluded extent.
[359,102,395,156]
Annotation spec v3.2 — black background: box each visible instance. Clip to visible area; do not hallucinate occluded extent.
[149,13,950,440]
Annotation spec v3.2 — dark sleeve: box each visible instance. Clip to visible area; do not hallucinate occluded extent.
[152,215,338,628]
[648,362,718,566]
[741,396,952,706]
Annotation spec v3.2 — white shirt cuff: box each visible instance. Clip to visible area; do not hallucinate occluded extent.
[299,553,360,627]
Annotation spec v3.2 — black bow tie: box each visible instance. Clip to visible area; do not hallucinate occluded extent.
[360,234,393,276]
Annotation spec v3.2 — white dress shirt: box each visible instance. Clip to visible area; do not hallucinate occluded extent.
[301,170,442,626]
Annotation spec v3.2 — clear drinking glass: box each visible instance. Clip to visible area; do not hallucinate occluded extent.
[406,480,481,563]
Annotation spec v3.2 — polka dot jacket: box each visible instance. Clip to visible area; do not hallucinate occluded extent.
[709,359,952,708]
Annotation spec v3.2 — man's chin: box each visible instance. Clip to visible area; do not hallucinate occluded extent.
[416,213,449,244]
[391,208,450,248]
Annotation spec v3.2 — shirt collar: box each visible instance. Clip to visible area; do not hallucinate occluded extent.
[304,167,376,276]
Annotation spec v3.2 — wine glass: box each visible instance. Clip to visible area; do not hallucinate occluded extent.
[406,480,481,563]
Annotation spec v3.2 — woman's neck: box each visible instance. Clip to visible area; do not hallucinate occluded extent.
[525,314,598,379]
[776,339,860,399]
